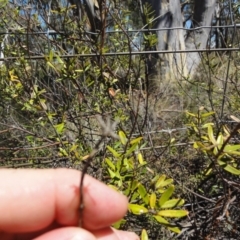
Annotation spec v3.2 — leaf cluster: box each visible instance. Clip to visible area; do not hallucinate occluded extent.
[104,131,188,236]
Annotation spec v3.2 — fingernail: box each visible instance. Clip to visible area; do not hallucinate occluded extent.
[69,231,95,240]
[115,230,140,240]
[70,235,94,240]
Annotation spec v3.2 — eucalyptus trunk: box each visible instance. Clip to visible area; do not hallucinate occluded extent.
[143,0,217,88]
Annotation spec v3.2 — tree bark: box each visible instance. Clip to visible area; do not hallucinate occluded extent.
[143,0,217,87]
[185,0,217,74]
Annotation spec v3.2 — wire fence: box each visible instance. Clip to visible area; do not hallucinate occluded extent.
[1,24,240,35]
[1,19,240,168]
[0,24,240,60]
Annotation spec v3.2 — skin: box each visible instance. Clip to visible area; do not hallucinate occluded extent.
[0,169,139,240]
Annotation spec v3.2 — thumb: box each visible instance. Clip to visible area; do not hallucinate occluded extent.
[34,227,96,240]
[34,227,139,240]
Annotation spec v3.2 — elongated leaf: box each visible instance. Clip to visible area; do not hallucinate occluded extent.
[0,0,8,8]
[202,122,214,128]
[224,144,240,152]
[59,147,68,157]
[151,175,160,185]
[105,158,115,170]
[131,180,138,192]
[153,216,181,233]
[157,178,173,189]
[54,122,64,134]
[107,146,120,158]
[201,111,215,118]
[208,124,216,145]
[125,143,138,156]
[47,61,57,72]
[49,49,54,61]
[138,153,146,165]
[149,192,156,209]
[155,175,166,189]
[216,134,223,146]
[108,168,116,178]
[193,141,205,149]
[112,219,126,229]
[130,136,143,145]
[75,69,84,73]
[56,54,64,64]
[186,111,197,117]
[138,184,149,204]
[154,215,169,224]
[157,210,188,218]
[141,229,148,240]
[218,160,240,175]
[160,199,185,209]
[224,150,240,156]
[159,185,174,207]
[119,131,127,145]
[167,226,181,234]
[128,204,148,215]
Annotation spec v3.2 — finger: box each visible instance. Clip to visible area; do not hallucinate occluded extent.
[34,227,96,240]
[34,227,139,240]
[0,169,128,233]
[1,227,139,240]
[1,227,96,240]
[93,228,140,240]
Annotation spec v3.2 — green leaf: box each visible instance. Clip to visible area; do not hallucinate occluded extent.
[224,144,240,152]
[218,160,240,175]
[186,111,197,117]
[49,49,54,61]
[131,180,139,192]
[138,184,149,204]
[128,204,148,215]
[75,69,84,72]
[201,112,215,118]
[112,219,126,229]
[157,210,188,218]
[59,147,68,157]
[151,175,160,185]
[141,229,148,240]
[224,150,240,156]
[125,143,138,157]
[159,185,174,207]
[105,158,115,170]
[47,61,57,72]
[216,133,223,146]
[167,226,181,234]
[54,122,65,134]
[160,199,185,209]
[119,131,127,145]
[56,54,64,64]
[130,136,143,145]
[207,124,216,145]
[156,177,173,189]
[155,175,166,189]
[138,152,146,165]
[0,0,8,8]
[107,168,116,178]
[154,215,169,224]
[107,146,120,158]
[153,216,181,233]
[123,158,131,170]
[149,192,156,209]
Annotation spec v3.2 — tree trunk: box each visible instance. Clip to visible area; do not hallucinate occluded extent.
[144,0,217,89]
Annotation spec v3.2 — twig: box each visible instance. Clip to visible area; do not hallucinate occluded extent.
[78,115,118,227]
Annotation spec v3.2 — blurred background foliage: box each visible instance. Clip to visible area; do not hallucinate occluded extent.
[1,0,240,239]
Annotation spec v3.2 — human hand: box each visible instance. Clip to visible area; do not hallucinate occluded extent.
[0,168,139,240]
